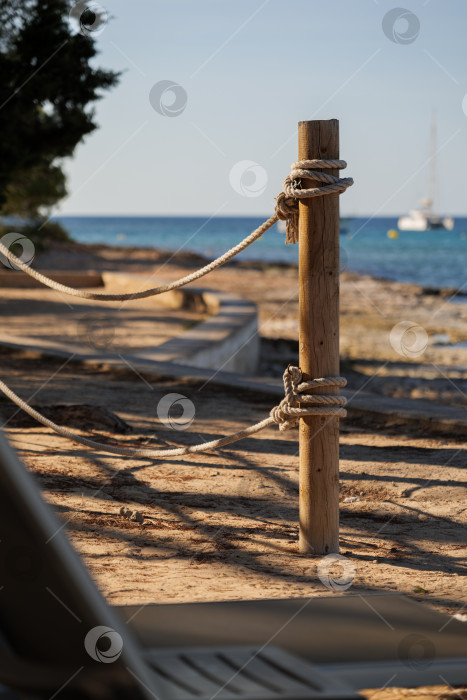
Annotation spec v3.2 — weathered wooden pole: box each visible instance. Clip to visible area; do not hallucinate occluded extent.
[298,119,340,555]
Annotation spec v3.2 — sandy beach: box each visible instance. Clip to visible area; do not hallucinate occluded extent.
[3,1,466,696]
[1,240,466,627]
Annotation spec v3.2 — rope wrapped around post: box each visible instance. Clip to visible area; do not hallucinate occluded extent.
[275,159,353,244]
[270,366,347,431]
[0,367,346,458]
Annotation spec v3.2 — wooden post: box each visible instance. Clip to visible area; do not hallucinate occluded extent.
[298,119,340,555]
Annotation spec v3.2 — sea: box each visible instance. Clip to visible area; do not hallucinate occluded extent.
[53,216,467,292]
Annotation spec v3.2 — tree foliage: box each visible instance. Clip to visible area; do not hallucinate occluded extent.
[0,0,119,220]
[2,163,67,219]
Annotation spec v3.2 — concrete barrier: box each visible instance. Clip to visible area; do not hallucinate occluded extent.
[102,273,259,374]
[0,270,259,374]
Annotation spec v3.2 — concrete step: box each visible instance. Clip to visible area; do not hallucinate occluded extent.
[1,340,465,437]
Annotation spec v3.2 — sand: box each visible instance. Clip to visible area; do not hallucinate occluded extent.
[1,240,466,698]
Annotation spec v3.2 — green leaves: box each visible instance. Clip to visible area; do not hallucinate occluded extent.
[0,0,120,217]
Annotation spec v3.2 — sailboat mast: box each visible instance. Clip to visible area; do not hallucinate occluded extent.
[398,111,454,230]
[429,111,436,210]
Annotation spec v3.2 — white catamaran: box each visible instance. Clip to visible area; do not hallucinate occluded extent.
[398,113,454,232]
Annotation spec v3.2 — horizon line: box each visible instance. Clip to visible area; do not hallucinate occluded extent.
[47,212,467,219]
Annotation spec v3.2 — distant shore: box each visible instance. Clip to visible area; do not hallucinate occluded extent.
[22,239,464,372]
[5,238,466,369]
[29,237,467,300]
[45,214,467,291]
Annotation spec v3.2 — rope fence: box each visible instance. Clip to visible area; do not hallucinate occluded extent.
[0,369,346,458]
[0,158,352,459]
[0,160,352,299]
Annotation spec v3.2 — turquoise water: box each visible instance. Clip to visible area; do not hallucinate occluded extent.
[53,216,467,291]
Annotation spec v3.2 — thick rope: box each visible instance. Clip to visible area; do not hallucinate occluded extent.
[0,214,278,301]
[0,159,352,296]
[275,159,353,243]
[0,368,346,458]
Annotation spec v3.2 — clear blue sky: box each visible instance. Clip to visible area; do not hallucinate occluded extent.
[58,0,467,217]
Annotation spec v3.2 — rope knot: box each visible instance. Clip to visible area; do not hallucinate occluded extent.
[270,366,348,431]
[276,159,353,244]
[275,191,299,245]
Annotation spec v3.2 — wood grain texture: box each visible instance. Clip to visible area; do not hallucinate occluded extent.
[298,120,340,555]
